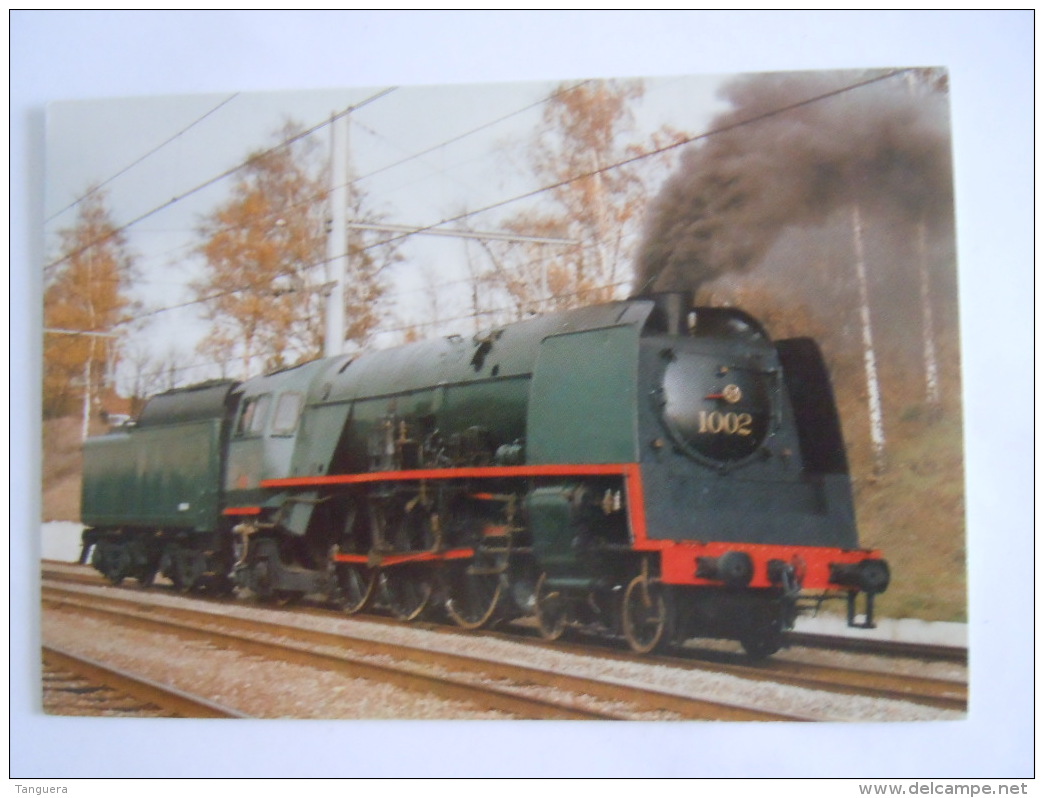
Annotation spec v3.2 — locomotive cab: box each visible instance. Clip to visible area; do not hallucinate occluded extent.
[223,360,328,509]
[222,358,339,601]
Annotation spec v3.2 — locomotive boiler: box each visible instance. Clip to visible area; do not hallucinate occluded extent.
[79,293,889,657]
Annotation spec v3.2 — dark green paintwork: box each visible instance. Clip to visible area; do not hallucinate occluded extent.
[634,332,859,549]
[82,381,236,531]
[223,359,330,510]
[527,325,640,464]
[81,419,224,531]
[526,485,584,575]
[286,301,656,477]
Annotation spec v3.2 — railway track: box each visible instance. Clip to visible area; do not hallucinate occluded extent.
[784,631,968,664]
[40,561,970,665]
[42,644,250,718]
[329,610,967,713]
[366,618,967,713]
[41,563,967,719]
[643,645,965,711]
[42,582,808,721]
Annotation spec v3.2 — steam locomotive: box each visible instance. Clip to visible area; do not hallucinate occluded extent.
[79,293,889,657]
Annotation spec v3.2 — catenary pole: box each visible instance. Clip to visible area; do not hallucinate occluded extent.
[325,111,349,357]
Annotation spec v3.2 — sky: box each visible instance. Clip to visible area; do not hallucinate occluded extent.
[12,10,1034,780]
[41,73,728,383]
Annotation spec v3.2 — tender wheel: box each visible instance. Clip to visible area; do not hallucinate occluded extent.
[445,562,503,630]
[622,574,668,654]
[177,553,206,594]
[129,539,159,588]
[380,567,434,622]
[336,562,376,615]
[136,566,158,589]
[534,572,567,641]
[93,540,129,586]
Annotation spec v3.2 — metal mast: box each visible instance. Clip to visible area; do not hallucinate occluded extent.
[325,110,349,357]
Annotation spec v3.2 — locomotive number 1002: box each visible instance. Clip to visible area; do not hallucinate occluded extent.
[698,411,754,436]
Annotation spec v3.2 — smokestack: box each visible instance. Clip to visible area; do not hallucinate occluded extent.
[634,290,692,335]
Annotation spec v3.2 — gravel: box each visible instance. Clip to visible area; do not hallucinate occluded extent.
[42,574,966,722]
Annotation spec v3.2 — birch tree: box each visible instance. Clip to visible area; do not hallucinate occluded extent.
[43,189,135,428]
[474,80,684,320]
[192,122,394,376]
[905,68,949,410]
[850,203,887,473]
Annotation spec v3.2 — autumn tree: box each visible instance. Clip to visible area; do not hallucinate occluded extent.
[43,188,135,430]
[339,180,399,348]
[192,121,394,377]
[473,80,684,322]
[905,67,951,412]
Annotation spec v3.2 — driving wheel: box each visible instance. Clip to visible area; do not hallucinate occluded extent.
[445,561,503,630]
[380,567,434,622]
[336,562,377,615]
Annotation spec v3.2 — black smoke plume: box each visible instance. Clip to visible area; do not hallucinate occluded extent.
[634,69,953,295]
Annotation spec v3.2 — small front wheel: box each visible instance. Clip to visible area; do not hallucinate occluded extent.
[534,572,567,641]
[740,634,782,660]
[622,574,669,654]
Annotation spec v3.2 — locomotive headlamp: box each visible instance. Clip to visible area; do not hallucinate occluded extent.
[829,559,891,594]
[705,384,743,404]
[696,550,754,587]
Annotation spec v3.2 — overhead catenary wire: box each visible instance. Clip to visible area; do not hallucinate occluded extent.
[114,227,648,385]
[43,86,398,275]
[102,231,627,389]
[44,79,560,288]
[64,70,917,391]
[351,80,594,185]
[45,92,242,225]
[100,70,911,336]
[121,276,635,386]
[361,69,912,254]
[290,80,599,244]
[52,79,609,308]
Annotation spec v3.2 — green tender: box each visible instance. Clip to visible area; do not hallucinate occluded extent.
[81,418,224,532]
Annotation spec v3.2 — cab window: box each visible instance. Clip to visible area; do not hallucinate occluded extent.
[235,394,271,437]
[270,392,303,436]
